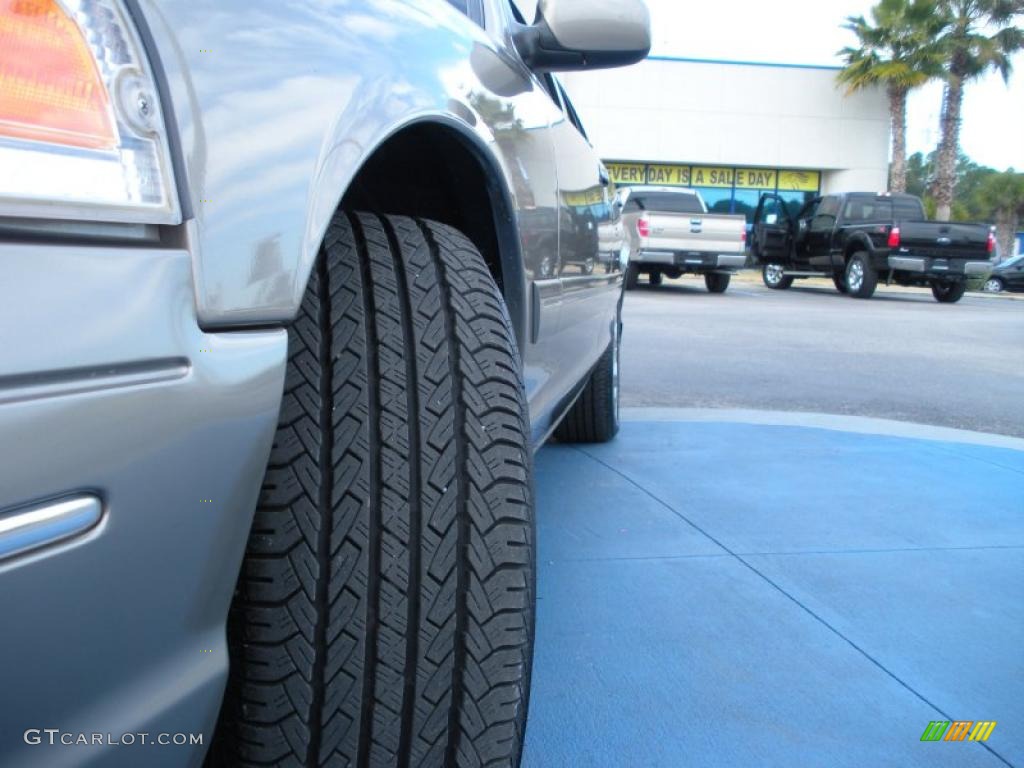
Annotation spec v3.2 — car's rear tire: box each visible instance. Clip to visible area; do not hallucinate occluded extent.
[932,281,967,303]
[832,272,848,294]
[845,252,877,298]
[704,272,730,293]
[649,269,663,286]
[983,277,1004,293]
[555,311,621,444]
[625,261,639,290]
[762,263,793,290]
[215,212,535,768]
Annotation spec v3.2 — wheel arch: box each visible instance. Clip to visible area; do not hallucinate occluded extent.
[303,116,529,354]
[843,234,875,262]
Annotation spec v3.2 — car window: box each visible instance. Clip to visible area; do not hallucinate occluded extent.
[446,0,483,23]
[624,192,704,215]
[893,197,925,221]
[556,81,588,140]
[842,198,892,222]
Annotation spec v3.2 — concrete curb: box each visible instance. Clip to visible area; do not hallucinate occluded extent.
[620,407,1024,451]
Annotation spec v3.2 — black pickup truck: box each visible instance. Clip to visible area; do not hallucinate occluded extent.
[751,192,994,303]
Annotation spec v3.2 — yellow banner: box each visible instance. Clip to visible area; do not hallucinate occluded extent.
[778,170,820,192]
[607,163,646,185]
[646,164,690,186]
[690,167,734,187]
[563,188,604,207]
[735,168,778,189]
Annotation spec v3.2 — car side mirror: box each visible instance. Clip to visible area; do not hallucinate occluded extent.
[513,0,652,73]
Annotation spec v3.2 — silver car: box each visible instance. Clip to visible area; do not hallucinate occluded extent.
[0,1,649,766]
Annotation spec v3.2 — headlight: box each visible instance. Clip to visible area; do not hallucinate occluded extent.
[0,0,181,224]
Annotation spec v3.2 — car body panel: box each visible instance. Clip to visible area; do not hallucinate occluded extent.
[0,242,285,766]
[0,1,629,762]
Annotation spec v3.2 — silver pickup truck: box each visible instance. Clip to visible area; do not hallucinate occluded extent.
[620,186,748,293]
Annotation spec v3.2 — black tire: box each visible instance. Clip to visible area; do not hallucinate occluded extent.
[845,252,877,298]
[625,261,639,290]
[216,213,535,768]
[762,263,793,290]
[704,272,731,293]
[555,314,620,444]
[932,281,967,303]
[649,269,663,286]
[832,272,848,294]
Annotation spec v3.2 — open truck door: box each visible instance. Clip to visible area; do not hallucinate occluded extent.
[752,193,793,264]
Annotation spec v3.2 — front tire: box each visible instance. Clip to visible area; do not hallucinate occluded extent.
[649,269,663,286]
[762,263,793,290]
[845,252,878,299]
[983,277,1004,293]
[932,281,967,303]
[216,213,535,768]
[832,272,848,294]
[555,312,621,443]
[704,272,731,293]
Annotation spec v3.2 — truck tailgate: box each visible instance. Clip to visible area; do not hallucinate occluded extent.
[641,212,746,254]
[897,221,990,260]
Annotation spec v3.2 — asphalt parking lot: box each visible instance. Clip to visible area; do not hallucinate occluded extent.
[523,277,1023,767]
[620,272,1024,437]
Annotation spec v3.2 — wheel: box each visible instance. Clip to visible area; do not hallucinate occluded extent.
[983,277,1004,293]
[581,256,595,275]
[625,261,639,290]
[649,269,663,286]
[555,310,620,443]
[216,213,535,768]
[845,252,877,298]
[704,272,731,293]
[932,281,967,303]
[832,272,848,294]
[762,263,793,290]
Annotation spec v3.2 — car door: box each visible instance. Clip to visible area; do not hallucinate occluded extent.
[550,79,621,380]
[805,195,840,268]
[752,193,794,263]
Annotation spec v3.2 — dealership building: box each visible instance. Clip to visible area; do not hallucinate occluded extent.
[562,56,890,222]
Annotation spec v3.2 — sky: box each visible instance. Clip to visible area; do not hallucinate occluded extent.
[645,0,1023,171]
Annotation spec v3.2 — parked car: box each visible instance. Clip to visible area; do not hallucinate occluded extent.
[983,253,1024,293]
[0,1,649,766]
[751,192,994,303]
[619,186,748,293]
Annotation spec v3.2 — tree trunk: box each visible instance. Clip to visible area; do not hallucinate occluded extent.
[934,76,963,221]
[995,209,1018,263]
[888,85,908,193]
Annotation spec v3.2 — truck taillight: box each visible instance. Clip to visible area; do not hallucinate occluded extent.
[637,216,650,238]
[887,227,901,248]
[987,231,995,254]
[741,229,747,244]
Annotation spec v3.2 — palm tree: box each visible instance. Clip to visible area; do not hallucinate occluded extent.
[932,0,1024,221]
[838,0,944,193]
[978,169,1024,260]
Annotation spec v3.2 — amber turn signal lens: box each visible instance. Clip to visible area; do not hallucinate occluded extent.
[0,0,116,149]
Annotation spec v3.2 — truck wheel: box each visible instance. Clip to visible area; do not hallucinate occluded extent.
[704,272,731,293]
[845,252,877,298]
[762,263,793,290]
[625,261,639,290]
[555,310,620,443]
[983,277,1004,293]
[649,270,663,286]
[216,212,535,768]
[932,281,967,303]
[832,273,848,294]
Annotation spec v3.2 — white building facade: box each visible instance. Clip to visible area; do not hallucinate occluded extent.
[562,56,890,222]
